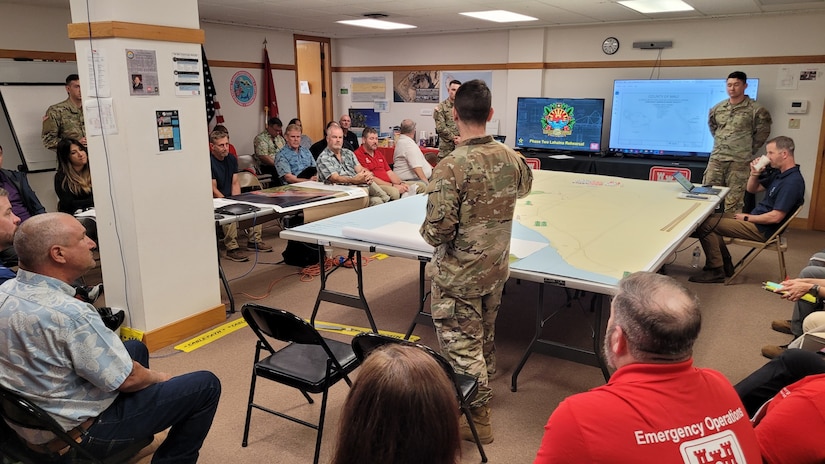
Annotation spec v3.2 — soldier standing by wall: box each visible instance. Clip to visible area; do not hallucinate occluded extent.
[705,71,772,213]
[42,74,86,151]
[433,79,461,161]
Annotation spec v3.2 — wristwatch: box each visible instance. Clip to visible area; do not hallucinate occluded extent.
[810,284,820,296]
[743,216,749,222]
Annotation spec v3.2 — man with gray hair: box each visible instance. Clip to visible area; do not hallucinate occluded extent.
[0,213,221,463]
[534,272,760,462]
[393,119,432,184]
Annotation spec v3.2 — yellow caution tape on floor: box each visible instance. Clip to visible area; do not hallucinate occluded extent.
[174,318,419,353]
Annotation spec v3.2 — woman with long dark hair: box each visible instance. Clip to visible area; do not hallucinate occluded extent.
[55,138,93,214]
[332,344,460,464]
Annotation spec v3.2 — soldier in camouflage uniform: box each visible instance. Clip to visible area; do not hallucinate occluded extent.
[420,79,533,444]
[41,74,85,151]
[254,117,286,181]
[705,71,772,213]
[433,79,461,161]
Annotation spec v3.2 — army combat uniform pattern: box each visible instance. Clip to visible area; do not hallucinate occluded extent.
[433,98,459,161]
[704,95,772,213]
[420,135,533,407]
[41,98,85,151]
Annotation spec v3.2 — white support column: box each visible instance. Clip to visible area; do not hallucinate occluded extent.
[68,0,224,350]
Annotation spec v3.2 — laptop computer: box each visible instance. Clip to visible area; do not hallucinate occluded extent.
[672,172,721,195]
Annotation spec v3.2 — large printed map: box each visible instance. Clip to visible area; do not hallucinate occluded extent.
[288,170,722,288]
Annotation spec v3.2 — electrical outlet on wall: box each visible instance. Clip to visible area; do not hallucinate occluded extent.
[789,119,801,129]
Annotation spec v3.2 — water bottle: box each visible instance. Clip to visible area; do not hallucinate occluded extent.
[691,246,701,268]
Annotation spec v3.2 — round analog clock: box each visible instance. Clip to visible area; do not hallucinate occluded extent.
[602,37,620,55]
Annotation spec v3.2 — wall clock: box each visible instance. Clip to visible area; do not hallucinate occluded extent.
[602,37,619,55]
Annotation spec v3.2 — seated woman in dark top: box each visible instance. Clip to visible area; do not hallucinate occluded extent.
[55,138,96,244]
[55,138,94,214]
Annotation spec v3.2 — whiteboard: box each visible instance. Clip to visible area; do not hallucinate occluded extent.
[0,84,66,172]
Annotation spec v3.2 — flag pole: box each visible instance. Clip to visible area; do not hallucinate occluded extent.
[263,38,269,127]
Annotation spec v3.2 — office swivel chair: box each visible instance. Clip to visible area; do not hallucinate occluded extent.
[240,304,360,464]
[351,332,488,462]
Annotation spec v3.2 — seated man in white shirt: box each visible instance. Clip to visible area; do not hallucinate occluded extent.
[393,119,432,185]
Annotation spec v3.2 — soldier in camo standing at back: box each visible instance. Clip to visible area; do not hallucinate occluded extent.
[42,74,86,151]
[433,79,461,161]
[420,79,532,445]
[705,71,772,213]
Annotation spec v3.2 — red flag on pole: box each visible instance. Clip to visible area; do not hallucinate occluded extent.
[262,45,279,121]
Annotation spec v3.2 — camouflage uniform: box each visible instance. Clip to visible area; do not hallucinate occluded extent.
[420,136,533,407]
[41,98,85,151]
[433,98,459,161]
[704,96,772,212]
[253,130,285,166]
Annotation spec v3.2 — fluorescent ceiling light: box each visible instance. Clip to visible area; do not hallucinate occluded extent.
[337,19,416,30]
[618,0,694,14]
[460,10,538,23]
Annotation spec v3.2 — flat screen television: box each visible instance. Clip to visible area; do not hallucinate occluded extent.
[608,78,760,159]
[515,97,605,154]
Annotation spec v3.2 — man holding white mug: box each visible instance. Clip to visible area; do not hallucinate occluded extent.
[690,136,804,283]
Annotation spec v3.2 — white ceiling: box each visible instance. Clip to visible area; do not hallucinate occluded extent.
[6,0,825,38]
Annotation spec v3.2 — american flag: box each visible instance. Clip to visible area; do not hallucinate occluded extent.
[201,46,224,129]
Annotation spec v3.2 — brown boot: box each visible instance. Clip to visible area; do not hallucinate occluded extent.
[459,405,493,444]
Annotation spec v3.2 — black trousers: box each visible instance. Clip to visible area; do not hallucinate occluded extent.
[734,349,825,416]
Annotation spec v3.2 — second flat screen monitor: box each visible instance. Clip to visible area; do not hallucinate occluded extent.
[515,97,605,154]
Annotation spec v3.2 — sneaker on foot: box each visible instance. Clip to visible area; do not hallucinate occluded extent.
[688,268,725,283]
[761,344,789,359]
[246,241,273,252]
[225,248,249,262]
[771,319,793,335]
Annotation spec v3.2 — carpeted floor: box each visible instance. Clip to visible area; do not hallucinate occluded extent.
[138,222,824,463]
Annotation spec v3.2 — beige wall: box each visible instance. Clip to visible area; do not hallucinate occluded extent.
[1,4,824,218]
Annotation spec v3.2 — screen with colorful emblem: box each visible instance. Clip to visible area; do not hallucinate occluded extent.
[515,97,605,154]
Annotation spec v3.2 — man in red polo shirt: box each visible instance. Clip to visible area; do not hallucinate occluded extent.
[354,127,417,200]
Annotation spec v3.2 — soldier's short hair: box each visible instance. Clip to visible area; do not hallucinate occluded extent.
[361,127,378,139]
[727,71,747,83]
[454,79,491,126]
[767,135,795,155]
[267,117,283,127]
[448,79,461,87]
[66,74,79,85]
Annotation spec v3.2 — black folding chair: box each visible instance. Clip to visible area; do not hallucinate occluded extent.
[351,332,488,462]
[241,304,360,464]
[0,385,151,464]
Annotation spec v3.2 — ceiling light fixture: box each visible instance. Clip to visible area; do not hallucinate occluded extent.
[459,10,538,23]
[338,13,416,30]
[618,0,694,14]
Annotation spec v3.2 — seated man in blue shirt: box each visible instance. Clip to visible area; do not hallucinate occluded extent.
[690,135,805,283]
[0,213,221,463]
[275,123,317,184]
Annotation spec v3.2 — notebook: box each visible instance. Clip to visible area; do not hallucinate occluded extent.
[672,172,721,195]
